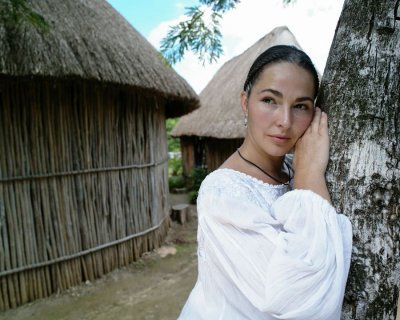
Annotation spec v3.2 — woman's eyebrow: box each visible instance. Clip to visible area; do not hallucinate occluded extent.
[296,96,314,102]
[258,88,282,96]
[258,88,313,102]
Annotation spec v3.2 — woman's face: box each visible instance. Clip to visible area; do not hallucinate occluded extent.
[241,62,315,157]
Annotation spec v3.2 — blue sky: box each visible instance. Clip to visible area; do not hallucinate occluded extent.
[106,0,345,93]
[107,0,197,37]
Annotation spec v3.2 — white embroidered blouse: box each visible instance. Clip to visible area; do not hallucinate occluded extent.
[178,168,352,320]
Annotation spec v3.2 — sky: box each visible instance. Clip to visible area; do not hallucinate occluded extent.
[107,0,345,93]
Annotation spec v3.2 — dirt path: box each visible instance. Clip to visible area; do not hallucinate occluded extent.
[0,196,198,320]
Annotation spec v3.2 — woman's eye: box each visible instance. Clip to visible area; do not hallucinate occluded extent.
[294,104,308,110]
[262,98,274,104]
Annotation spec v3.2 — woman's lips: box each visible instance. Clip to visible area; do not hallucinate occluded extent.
[269,135,290,143]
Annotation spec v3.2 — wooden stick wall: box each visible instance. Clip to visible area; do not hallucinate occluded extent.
[0,78,170,310]
[205,138,243,172]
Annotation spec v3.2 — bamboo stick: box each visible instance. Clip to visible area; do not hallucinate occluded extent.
[0,277,8,310]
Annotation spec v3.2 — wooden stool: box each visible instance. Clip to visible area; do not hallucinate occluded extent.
[171,204,189,225]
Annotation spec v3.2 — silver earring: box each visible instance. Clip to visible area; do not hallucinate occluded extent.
[244,114,248,127]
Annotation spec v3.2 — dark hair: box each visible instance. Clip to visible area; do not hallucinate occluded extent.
[243,45,319,98]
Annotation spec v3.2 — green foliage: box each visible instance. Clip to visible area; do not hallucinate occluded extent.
[187,166,208,204]
[168,174,186,190]
[189,166,208,190]
[168,157,183,177]
[161,0,295,65]
[166,118,181,153]
[166,118,185,192]
[0,0,49,31]
[168,156,185,192]
[189,190,199,204]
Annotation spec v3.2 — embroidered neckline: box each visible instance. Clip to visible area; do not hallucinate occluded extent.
[215,168,291,189]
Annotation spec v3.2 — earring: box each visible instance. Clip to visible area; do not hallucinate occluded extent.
[244,114,248,127]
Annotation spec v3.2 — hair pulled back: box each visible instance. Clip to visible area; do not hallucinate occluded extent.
[243,45,319,98]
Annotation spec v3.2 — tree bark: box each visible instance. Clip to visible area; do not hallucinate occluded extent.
[318,0,400,319]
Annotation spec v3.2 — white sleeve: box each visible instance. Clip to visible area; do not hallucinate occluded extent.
[198,188,352,320]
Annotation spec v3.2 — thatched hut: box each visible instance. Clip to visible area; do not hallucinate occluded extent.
[172,26,301,175]
[0,0,198,310]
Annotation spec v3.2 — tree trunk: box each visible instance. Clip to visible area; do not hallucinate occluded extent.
[318,0,400,319]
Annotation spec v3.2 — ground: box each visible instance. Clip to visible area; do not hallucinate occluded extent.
[0,194,198,320]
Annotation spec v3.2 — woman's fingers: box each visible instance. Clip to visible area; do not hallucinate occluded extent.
[310,107,329,135]
[293,106,330,177]
[309,107,321,133]
[319,111,328,135]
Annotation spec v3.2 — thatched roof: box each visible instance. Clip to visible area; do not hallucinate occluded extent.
[0,0,198,117]
[172,26,302,137]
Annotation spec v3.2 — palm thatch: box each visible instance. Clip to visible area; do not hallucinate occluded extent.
[172,26,301,137]
[0,0,198,117]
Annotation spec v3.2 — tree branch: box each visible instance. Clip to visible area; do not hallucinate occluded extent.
[160,0,296,65]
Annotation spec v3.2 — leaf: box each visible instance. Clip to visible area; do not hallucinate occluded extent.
[160,1,236,65]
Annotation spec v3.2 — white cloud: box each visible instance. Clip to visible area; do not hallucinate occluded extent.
[148,19,178,48]
[175,2,185,9]
[149,0,345,93]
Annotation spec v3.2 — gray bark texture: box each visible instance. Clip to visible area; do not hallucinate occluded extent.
[318,0,400,319]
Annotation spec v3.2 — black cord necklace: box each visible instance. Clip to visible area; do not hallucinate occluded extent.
[237,149,291,186]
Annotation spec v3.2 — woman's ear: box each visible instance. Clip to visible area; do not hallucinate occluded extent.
[240,91,248,114]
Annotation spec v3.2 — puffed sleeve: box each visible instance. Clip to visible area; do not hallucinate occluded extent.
[198,187,352,320]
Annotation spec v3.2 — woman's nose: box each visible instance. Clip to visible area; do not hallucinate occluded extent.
[276,105,291,128]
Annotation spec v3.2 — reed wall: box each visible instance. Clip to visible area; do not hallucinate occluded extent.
[0,78,170,310]
[205,138,243,172]
[180,136,243,174]
[180,137,195,177]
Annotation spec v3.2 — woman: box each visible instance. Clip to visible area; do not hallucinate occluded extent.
[178,45,352,320]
